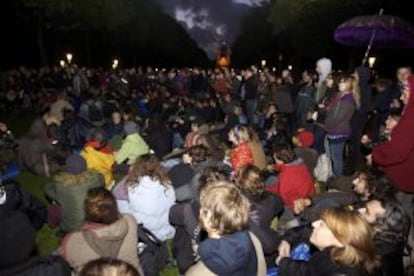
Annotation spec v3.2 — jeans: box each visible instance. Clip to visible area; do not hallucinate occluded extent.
[244,99,257,125]
[328,137,348,177]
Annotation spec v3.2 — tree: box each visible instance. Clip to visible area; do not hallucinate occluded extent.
[22,0,135,65]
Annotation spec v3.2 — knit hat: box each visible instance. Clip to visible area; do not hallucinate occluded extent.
[124,121,139,135]
[168,163,194,188]
[65,154,87,175]
[296,130,314,148]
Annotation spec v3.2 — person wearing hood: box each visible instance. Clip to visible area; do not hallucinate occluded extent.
[45,154,104,234]
[114,121,149,166]
[60,187,144,275]
[348,66,372,173]
[186,180,266,276]
[80,128,116,188]
[315,57,332,103]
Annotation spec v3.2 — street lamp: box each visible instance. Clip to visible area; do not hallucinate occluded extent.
[261,59,267,68]
[59,60,66,68]
[112,59,119,69]
[288,65,293,71]
[368,56,376,68]
[66,53,73,64]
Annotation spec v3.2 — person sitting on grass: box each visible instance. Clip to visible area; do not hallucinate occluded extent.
[45,154,104,234]
[60,187,144,275]
[80,128,115,189]
[266,143,316,219]
[186,180,266,275]
[276,208,380,275]
[114,121,149,167]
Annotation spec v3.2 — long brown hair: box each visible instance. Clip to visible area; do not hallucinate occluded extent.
[321,208,380,274]
[126,154,171,188]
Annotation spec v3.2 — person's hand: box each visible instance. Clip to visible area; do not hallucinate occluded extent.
[278,240,291,258]
[276,240,291,265]
[361,135,371,144]
[0,122,7,132]
[366,154,372,165]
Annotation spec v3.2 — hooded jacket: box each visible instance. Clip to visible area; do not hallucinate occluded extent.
[60,214,143,274]
[185,232,266,276]
[80,145,115,188]
[45,170,104,232]
[114,133,149,165]
[373,75,414,192]
[315,58,332,102]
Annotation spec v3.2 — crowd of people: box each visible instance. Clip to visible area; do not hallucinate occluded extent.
[0,59,413,276]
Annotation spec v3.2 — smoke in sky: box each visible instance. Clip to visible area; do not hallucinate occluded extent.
[155,0,268,59]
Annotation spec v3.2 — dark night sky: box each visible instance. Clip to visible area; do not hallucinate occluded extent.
[155,0,269,58]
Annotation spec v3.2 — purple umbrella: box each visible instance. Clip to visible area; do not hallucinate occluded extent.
[334,9,414,64]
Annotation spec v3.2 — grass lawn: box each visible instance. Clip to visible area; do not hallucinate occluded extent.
[3,113,179,275]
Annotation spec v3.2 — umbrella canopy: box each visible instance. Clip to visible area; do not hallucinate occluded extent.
[334,14,414,48]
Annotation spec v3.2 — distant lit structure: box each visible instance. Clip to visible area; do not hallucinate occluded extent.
[66,53,73,64]
[368,56,376,68]
[216,42,231,68]
[112,59,119,69]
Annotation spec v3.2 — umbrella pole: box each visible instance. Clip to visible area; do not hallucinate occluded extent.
[362,8,384,65]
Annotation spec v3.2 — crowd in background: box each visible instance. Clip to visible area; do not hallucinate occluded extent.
[0,59,413,276]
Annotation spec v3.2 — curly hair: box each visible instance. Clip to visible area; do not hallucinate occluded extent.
[126,154,170,188]
[273,143,296,164]
[188,144,210,166]
[369,196,410,248]
[237,165,264,199]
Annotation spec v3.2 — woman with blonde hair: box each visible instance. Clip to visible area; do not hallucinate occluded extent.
[116,154,175,242]
[227,125,254,173]
[277,208,379,275]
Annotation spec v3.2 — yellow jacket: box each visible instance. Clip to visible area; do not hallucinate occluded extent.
[80,145,115,188]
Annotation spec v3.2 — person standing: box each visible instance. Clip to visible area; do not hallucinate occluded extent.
[242,67,259,126]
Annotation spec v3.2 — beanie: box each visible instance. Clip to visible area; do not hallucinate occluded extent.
[124,121,139,135]
[297,130,314,148]
[65,154,87,175]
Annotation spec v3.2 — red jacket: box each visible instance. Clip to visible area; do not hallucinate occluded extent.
[230,142,254,173]
[373,75,414,193]
[266,161,315,210]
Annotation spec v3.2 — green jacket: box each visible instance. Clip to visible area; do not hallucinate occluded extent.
[45,170,104,233]
[114,133,149,165]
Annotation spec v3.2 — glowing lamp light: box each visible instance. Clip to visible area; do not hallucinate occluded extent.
[288,65,293,71]
[59,60,65,68]
[261,59,267,67]
[66,53,73,64]
[112,59,119,69]
[368,57,376,68]
[272,67,276,72]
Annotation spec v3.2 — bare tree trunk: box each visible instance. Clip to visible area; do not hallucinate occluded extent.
[36,12,48,66]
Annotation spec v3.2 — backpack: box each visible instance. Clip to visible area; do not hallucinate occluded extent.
[137,224,169,276]
[0,255,71,276]
[87,102,104,123]
[313,153,333,182]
